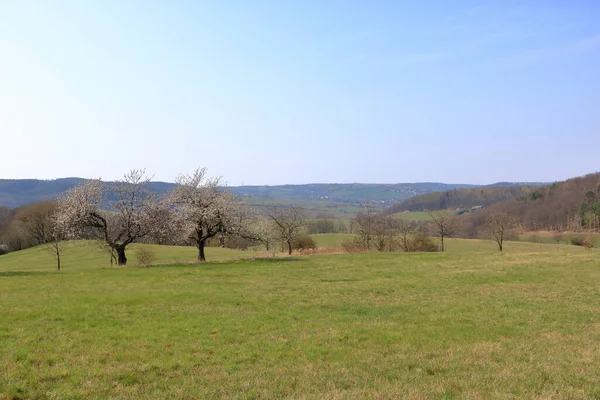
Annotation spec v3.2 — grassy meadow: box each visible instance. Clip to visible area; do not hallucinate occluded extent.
[0,242,261,272]
[1,239,599,399]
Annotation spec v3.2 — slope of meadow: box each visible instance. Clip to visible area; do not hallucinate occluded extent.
[0,242,257,272]
[1,241,599,398]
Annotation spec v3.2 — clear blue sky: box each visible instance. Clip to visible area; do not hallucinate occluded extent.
[1,1,599,185]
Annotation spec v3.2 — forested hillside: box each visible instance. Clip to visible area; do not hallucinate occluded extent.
[385,185,539,213]
[465,173,600,232]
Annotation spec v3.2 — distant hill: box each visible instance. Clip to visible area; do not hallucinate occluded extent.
[385,184,545,214]
[0,179,472,208]
[228,183,479,206]
[0,178,176,209]
[0,178,545,213]
[0,178,87,209]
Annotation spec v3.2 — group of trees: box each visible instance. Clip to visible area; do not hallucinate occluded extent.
[349,208,520,252]
[0,200,65,268]
[347,209,437,252]
[56,169,314,266]
[1,168,312,268]
[459,173,600,233]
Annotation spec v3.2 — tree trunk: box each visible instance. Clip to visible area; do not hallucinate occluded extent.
[499,239,503,252]
[198,240,206,262]
[440,236,445,252]
[287,240,292,255]
[56,248,61,271]
[116,246,127,265]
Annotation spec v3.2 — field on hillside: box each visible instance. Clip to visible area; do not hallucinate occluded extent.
[1,240,599,399]
[393,211,435,221]
[246,196,368,216]
[311,233,354,249]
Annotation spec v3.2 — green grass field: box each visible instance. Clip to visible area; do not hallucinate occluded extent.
[393,211,435,221]
[311,233,354,249]
[1,241,599,399]
[0,242,260,272]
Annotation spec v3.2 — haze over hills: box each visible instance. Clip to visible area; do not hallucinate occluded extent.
[0,178,547,210]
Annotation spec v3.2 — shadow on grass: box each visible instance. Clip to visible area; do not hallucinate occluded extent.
[131,256,304,270]
[245,257,303,263]
[0,270,55,277]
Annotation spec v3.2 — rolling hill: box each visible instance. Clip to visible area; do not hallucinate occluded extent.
[0,178,537,211]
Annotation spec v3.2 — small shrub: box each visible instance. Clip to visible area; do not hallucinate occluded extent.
[293,235,317,251]
[410,233,439,252]
[135,247,156,266]
[583,238,594,250]
[341,238,364,253]
[0,244,8,256]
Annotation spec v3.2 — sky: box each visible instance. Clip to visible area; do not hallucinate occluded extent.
[1,1,599,185]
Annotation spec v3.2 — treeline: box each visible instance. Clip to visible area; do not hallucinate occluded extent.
[305,216,349,234]
[386,185,536,213]
[0,201,57,254]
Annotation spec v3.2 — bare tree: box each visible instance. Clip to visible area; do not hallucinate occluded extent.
[429,211,459,252]
[397,219,413,252]
[170,168,256,262]
[484,212,518,251]
[386,218,399,252]
[352,207,380,250]
[43,212,67,271]
[56,170,168,265]
[266,206,307,255]
[372,215,397,252]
